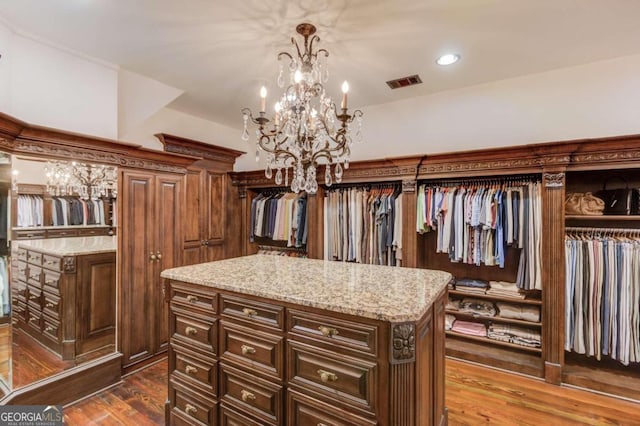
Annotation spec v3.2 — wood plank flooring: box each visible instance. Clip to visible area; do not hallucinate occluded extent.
[64,358,640,425]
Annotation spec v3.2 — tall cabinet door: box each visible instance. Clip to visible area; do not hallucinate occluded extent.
[182,169,204,266]
[120,171,155,368]
[153,173,183,355]
[203,171,225,262]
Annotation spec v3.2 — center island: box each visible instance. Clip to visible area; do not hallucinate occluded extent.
[161,254,452,426]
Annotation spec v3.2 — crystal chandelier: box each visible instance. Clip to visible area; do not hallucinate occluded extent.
[241,23,363,194]
[44,161,117,200]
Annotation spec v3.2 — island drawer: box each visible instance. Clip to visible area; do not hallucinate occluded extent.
[287,309,378,356]
[27,250,43,265]
[171,306,217,355]
[172,344,218,398]
[27,309,42,331]
[17,247,28,262]
[170,378,218,426]
[43,270,61,293]
[287,340,377,414]
[13,301,28,322]
[220,320,284,380]
[17,262,28,282]
[220,294,284,331]
[27,265,42,285]
[42,292,62,320]
[287,389,378,426]
[27,285,42,308]
[42,314,61,343]
[42,254,62,271]
[171,281,217,314]
[14,281,27,304]
[220,363,282,426]
[221,404,272,426]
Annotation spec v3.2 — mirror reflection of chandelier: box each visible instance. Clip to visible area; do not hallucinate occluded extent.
[44,161,117,200]
[241,23,363,194]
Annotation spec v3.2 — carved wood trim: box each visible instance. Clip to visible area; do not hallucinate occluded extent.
[391,322,416,364]
[63,257,76,273]
[402,180,417,193]
[544,172,565,188]
[155,133,245,165]
[389,362,415,425]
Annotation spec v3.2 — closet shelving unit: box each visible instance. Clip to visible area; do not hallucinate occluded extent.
[563,167,640,400]
[234,136,640,401]
[12,183,115,240]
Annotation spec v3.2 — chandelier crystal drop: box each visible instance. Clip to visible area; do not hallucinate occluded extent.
[241,23,363,194]
[44,161,117,200]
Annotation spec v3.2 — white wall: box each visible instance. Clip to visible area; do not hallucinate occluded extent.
[9,32,118,139]
[0,20,12,112]
[356,54,640,161]
[119,107,250,168]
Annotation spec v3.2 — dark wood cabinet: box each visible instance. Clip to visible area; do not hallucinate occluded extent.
[120,171,183,369]
[183,169,226,265]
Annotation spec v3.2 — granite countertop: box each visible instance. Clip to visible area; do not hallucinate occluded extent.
[17,236,116,256]
[161,254,452,322]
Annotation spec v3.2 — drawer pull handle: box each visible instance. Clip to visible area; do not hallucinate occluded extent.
[317,369,338,383]
[45,302,56,309]
[242,307,258,317]
[184,404,197,416]
[185,365,198,375]
[28,294,38,300]
[240,389,256,402]
[29,317,38,323]
[46,260,54,265]
[186,295,198,303]
[45,325,55,333]
[241,344,256,355]
[45,279,56,285]
[185,326,198,336]
[318,326,339,337]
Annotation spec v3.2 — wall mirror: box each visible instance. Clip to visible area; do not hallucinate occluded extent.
[0,153,117,397]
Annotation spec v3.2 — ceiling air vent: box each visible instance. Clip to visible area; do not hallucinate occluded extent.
[386,74,422,90]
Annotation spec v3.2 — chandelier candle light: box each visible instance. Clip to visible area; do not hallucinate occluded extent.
[241,23,363,194]
[44,160,117,200]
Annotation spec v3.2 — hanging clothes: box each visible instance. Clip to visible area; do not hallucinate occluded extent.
[16,195,44,227]
[416,179,543,290]
[51,196,108,226]
[565,231,640,366]
[323,185,402,266]
[249,191,308,248]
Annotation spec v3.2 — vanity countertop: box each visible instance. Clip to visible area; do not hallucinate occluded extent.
[17,236,116,256]
[161,254,452,322]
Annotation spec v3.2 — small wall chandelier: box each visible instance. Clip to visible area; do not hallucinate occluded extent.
[241,23,363,194]
[44,161,117,200]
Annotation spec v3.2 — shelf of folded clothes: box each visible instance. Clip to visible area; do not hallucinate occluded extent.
[445,330,542,354]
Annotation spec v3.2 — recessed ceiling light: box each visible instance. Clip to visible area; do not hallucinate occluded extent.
[436,53,460,66]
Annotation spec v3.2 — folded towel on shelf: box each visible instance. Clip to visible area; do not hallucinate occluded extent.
[459,298,497,317]
[445,314,456,331]
[455,287,488,295]
[497,302,540,322]
[456,278,489,289]
[451,320,487,337]
[487,281,526,299]
[487,324,541,348]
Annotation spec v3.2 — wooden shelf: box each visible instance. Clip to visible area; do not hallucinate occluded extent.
[446,310,542,328]
[448,290,542,306]
[565,215,640,221]
[446,331,542,354]
[445,336,544,378]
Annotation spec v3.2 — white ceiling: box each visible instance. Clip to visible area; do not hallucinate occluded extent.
[2,0,640,130]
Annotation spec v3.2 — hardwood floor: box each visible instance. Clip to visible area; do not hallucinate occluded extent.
[64,357,640,425]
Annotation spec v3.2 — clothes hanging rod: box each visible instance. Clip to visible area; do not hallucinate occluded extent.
[565,226,640,236]
[419,174,540,187]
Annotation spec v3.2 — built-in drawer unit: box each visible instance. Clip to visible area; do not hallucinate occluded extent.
[220,404,265,426]
[171,306,217,355]
[14,229,46,240]
[17,247,28,262]
[43,270,61,293]
[42,254,62,271]
[221,295,284,331]
[287,309,379,357]
[287,389,378,426]
[17,262,27,282]
[170,379,218,426]
[287,340,377,415]
[220,363,283,426]
[42,315,61,343]
[219,320,284,380]
[172,282,218,314]
[26,250,42,266]
[27,265,42,286]
[42,292,62,320]
[47,229,79,238]
[27,285,42,309]
[172,343,218,399]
